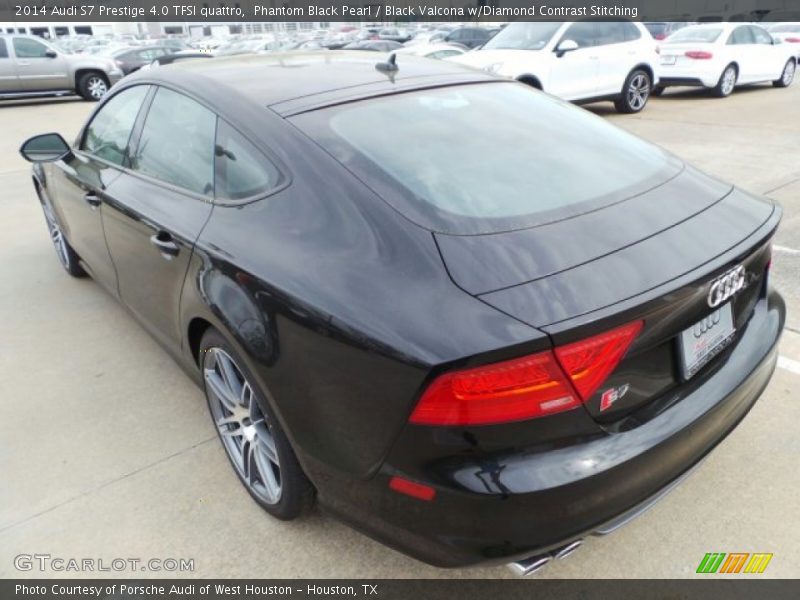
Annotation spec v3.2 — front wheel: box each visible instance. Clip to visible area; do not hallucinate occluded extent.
[773,59,796,88]
[37,185,85,277]
[200,328,315,520]
[712,64,737,97]
[77,72,109,101]
[614,69,651,113]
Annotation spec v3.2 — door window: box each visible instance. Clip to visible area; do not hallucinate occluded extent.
[595,22,629,46]
[13,37,49,58]
[750,26,773,45]
[214,120,282,202]
[0,39,8,58]
[561,22,597,48]
[728,26,754,45]
[131,87,216,196]
[81,85,150,166]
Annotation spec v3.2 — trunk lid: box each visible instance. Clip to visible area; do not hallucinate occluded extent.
[435,168,778,422]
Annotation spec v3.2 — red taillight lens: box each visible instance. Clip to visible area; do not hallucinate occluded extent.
[786,37,800,43]
[409,321,643,426]
[554,321,643,401]
[685,50,713,59]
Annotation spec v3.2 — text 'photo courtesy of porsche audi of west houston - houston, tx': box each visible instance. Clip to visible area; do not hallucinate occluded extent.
[18,51,785,574]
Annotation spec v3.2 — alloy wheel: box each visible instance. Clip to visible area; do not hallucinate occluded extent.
[204,347,282,504]
[721,67,736,96]
[627,73,650,111]
[42,199,69,269]
[782,61,795,86]
[87,76,108,100]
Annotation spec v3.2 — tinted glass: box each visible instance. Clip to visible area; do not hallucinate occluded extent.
[751,26,773,44]
[561,22,598,48]
[623,22,642,41]
[0,39,7,58]
[595,22,629,45]
[483,22,563,50]
[82,85,149,166]
[214,121,281,201]
[667,27,722,43]
[131,87,216,195]
[293,83,677,235]
[728,26,754,44]
[13,37,48,58]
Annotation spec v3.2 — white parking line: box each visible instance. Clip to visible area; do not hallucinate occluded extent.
[778,356,800,376]
[774,245,800,256]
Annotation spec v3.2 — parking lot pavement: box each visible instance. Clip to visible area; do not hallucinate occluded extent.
[1,84,798,579]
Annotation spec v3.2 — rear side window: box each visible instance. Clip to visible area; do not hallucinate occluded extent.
[667,27,722,43]
[214,121,281,202]
[13,37,48,58]
[131,87,216,195]
[81,85,149,166]
[728,26,754,45]
[292,83,678,235]
[0,39,7,58]
[750,26,773,45]
[561,22,597,48]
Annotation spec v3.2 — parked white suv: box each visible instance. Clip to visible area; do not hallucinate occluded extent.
[0,34,123,101]
[451,21,659,113]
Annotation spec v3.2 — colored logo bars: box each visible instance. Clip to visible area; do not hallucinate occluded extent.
[696,552,773,574]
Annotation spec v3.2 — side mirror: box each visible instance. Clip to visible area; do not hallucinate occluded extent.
[555,39,579,57]
[19,133,72,163]
[45,49,58,58]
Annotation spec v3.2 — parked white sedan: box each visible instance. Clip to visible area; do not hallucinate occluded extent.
[450,21,659,113]
[657,23,796,96]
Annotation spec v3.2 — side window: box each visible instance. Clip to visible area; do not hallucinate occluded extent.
[751,26,773,45]
[561,22,597,48]
[622,22,642,42]
[131,87,216,195]
[81,85,149,166]
[595,22,628,46]
[728,27,754,45]
[214,120,282,202]
[0,39,8,58]
[13,37,49,58]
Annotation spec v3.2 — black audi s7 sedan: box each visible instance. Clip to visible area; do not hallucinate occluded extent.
[20,52,784,573]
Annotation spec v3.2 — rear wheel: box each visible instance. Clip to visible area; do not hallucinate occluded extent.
[773,59,796,88]
[200,328,315,520]
[712,64,737,97]
[37,185,85,277]
[77,72,109,101]
[614,69,651,114]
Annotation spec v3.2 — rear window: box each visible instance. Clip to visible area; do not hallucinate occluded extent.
[665,27,723,43]
[292,83,680,234]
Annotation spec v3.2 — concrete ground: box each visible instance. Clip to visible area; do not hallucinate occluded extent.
[0,83,798,579]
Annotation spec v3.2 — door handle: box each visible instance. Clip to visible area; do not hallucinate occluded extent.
[150,231,180,259]
[84,192,101,208]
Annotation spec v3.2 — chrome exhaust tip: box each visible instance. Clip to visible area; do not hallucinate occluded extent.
[553,539,583,560]
[507,554,552,576]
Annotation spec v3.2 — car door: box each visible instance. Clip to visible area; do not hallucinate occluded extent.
[593,22,644,96]
[11,36,70,91]
[0,38,20,92]
[726,25,758,82]
[548,22,600,100]
[750,25,784,80]
[45,85,151,292]
[101,85,215,349]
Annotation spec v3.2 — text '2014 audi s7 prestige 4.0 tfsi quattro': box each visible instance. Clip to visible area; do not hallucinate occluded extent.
[20,52,785,573]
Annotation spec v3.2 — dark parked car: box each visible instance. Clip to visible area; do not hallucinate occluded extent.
[19,53,784,573]
[109,45,177,74]
[444,26,498,49]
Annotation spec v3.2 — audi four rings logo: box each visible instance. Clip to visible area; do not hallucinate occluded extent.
[707,265,746,308]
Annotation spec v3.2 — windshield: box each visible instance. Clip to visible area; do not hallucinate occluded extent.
[292,83,679,234]
[665,27,723,43]
[482,22,563,51]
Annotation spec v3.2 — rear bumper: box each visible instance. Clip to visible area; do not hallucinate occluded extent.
[314,288,785,568]
[658,65,720,88]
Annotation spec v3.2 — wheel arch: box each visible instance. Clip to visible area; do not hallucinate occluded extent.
[74,68,109,91]
[187,316,213,366]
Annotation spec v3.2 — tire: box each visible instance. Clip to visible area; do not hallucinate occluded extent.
[77,72,109,101]
[200,328,315,520]
[773,59,796,88]
[36,184,86,277]
[614,69,651,114]
[712,64,737,97]
[652,86,665,97]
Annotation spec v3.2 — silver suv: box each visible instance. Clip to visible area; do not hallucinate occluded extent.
[0,34,123,101]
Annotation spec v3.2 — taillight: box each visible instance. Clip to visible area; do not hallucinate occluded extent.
[685,50,713,59]
[786,37,800,43]
[409,321,643,426]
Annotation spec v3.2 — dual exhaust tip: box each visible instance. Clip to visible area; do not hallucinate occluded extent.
[508,539,584,576]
